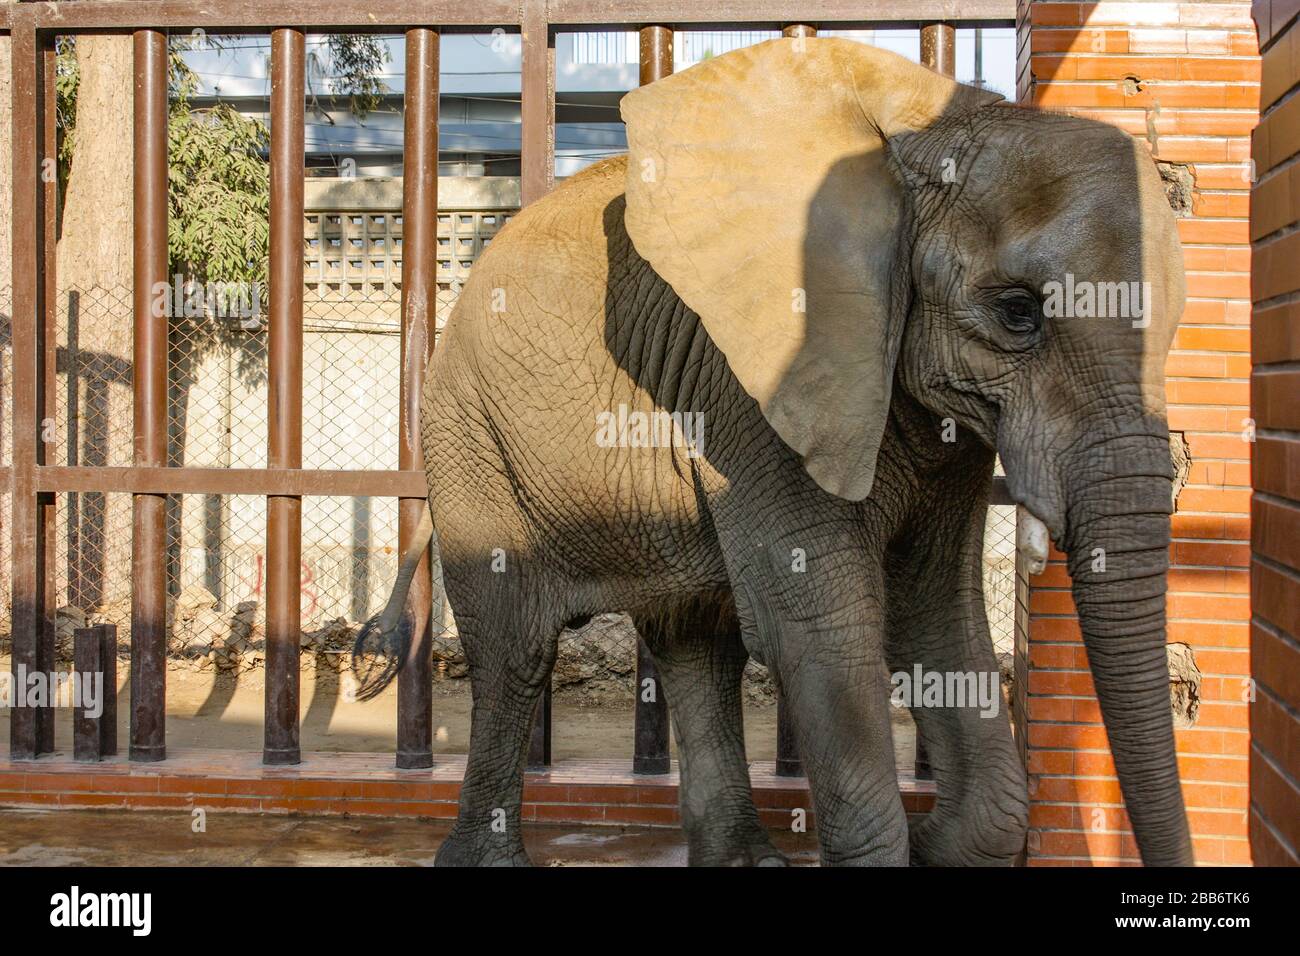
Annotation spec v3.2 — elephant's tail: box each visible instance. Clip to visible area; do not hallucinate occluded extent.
[350,504,436,701]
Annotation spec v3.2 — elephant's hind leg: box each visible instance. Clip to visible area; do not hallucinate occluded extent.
[636,600,786,867]
[434,564,562,867]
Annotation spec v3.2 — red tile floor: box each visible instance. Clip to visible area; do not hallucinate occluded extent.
[0,747,936,829]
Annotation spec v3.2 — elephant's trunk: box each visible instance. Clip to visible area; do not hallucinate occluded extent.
[1062,438,1193,866]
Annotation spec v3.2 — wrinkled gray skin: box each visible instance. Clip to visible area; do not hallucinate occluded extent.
[366,46,1191,867]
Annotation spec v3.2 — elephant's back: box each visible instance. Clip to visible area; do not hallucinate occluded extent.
[422,156,732,586]
[433,154,637,369]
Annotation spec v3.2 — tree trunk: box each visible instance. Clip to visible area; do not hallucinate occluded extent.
[57,35,136,625]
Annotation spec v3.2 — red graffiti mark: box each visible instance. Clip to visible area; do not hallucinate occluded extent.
[236,553,321,620]
[300,562,319,620]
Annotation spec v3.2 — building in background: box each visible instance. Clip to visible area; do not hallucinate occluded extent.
[180,29,1016,179]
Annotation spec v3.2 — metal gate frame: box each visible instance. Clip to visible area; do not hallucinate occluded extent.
[3,1,1018,775]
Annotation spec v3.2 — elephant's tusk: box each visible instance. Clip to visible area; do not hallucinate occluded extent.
[1016,506,1051,575]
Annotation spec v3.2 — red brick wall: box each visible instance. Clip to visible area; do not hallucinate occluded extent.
[1249,0,1300,867]
[1016,1,1258,865]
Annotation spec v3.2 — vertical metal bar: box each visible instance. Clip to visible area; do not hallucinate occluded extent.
[520,0,555,206]
[99,623,119,756]
[527,683,552,769]
[632,24,673,777]
[920,22,957,77]
[914,735,933,781]
[527,679,552,768]
[771,0,811,757]
[917,17,952,788]
[130,28,170,763]
[73,627,104,762]
[633,635,670,774]
[775,690,802,777]
[396,27,439,770]
[36,35,58,756]
[264,27,305,766]
[521,0,556,767]
[639,22,672,81]
[8,24,49,760]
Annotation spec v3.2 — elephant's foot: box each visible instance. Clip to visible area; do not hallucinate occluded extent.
[685,818,790,867]
[434,826,532,868]
[713,837,789,867]
[908,807,1026,866]
[744,841,790,867]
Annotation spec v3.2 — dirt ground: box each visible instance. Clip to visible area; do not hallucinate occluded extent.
[0,808,821,866]
[0,653,918,766]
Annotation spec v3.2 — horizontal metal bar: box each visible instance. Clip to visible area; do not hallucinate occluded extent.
[32,466,1012,506]
[14,1,521,31]
[34,466,428,498]
[548,0,1016,27]
[15,0,1015,32]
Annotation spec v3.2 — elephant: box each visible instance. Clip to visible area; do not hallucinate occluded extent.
[354,37,1192,867]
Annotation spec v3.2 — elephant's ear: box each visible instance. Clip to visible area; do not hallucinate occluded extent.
[621,38,999,500]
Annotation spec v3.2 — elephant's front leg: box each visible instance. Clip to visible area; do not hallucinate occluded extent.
[771,602,910,866]
[884,468,1030,866]
[636,607,785,866]
[729,550,908,866]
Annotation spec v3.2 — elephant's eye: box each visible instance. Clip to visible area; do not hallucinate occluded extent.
[997,290,1042,335]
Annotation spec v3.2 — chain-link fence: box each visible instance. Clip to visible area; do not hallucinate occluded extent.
[986,504,1018,663]
[6,268,1021,713]
[4,280,1022,699]
[168,298,406,672]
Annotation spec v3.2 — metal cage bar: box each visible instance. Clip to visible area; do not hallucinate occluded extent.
[129,28,170,762]
[264,27,307,766]
[630,23,674,778]
[4,6,1014,789]
[7,23,54,760]
[396,27,440,770]
[910,23,958,784]
[522,0,558,769]
[2,1,1016,32]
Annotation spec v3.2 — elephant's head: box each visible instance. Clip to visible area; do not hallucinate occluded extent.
[621,38,1191,864]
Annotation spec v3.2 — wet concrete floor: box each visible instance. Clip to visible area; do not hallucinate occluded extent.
[0,809,820,866]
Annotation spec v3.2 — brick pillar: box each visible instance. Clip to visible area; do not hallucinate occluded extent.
[1249,1,1300,867]
[1017,1,1259,865]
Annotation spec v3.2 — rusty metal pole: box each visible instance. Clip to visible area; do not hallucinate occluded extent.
[519,0,556,206]
[632,24,673,777]
[73,627,105,762]
[37,37,58,756]
[8,24,52,760]
[775,690,802,777]
[264,27,305,766]
[98,623,119,756]
[920,22,957,78]
[395,27,439,770]
[910,21,955,786]
[915,22,956,783]
[781,23,817,39]
[774,24,813,772]
[521,0,556,769]
[130,29,169,762]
